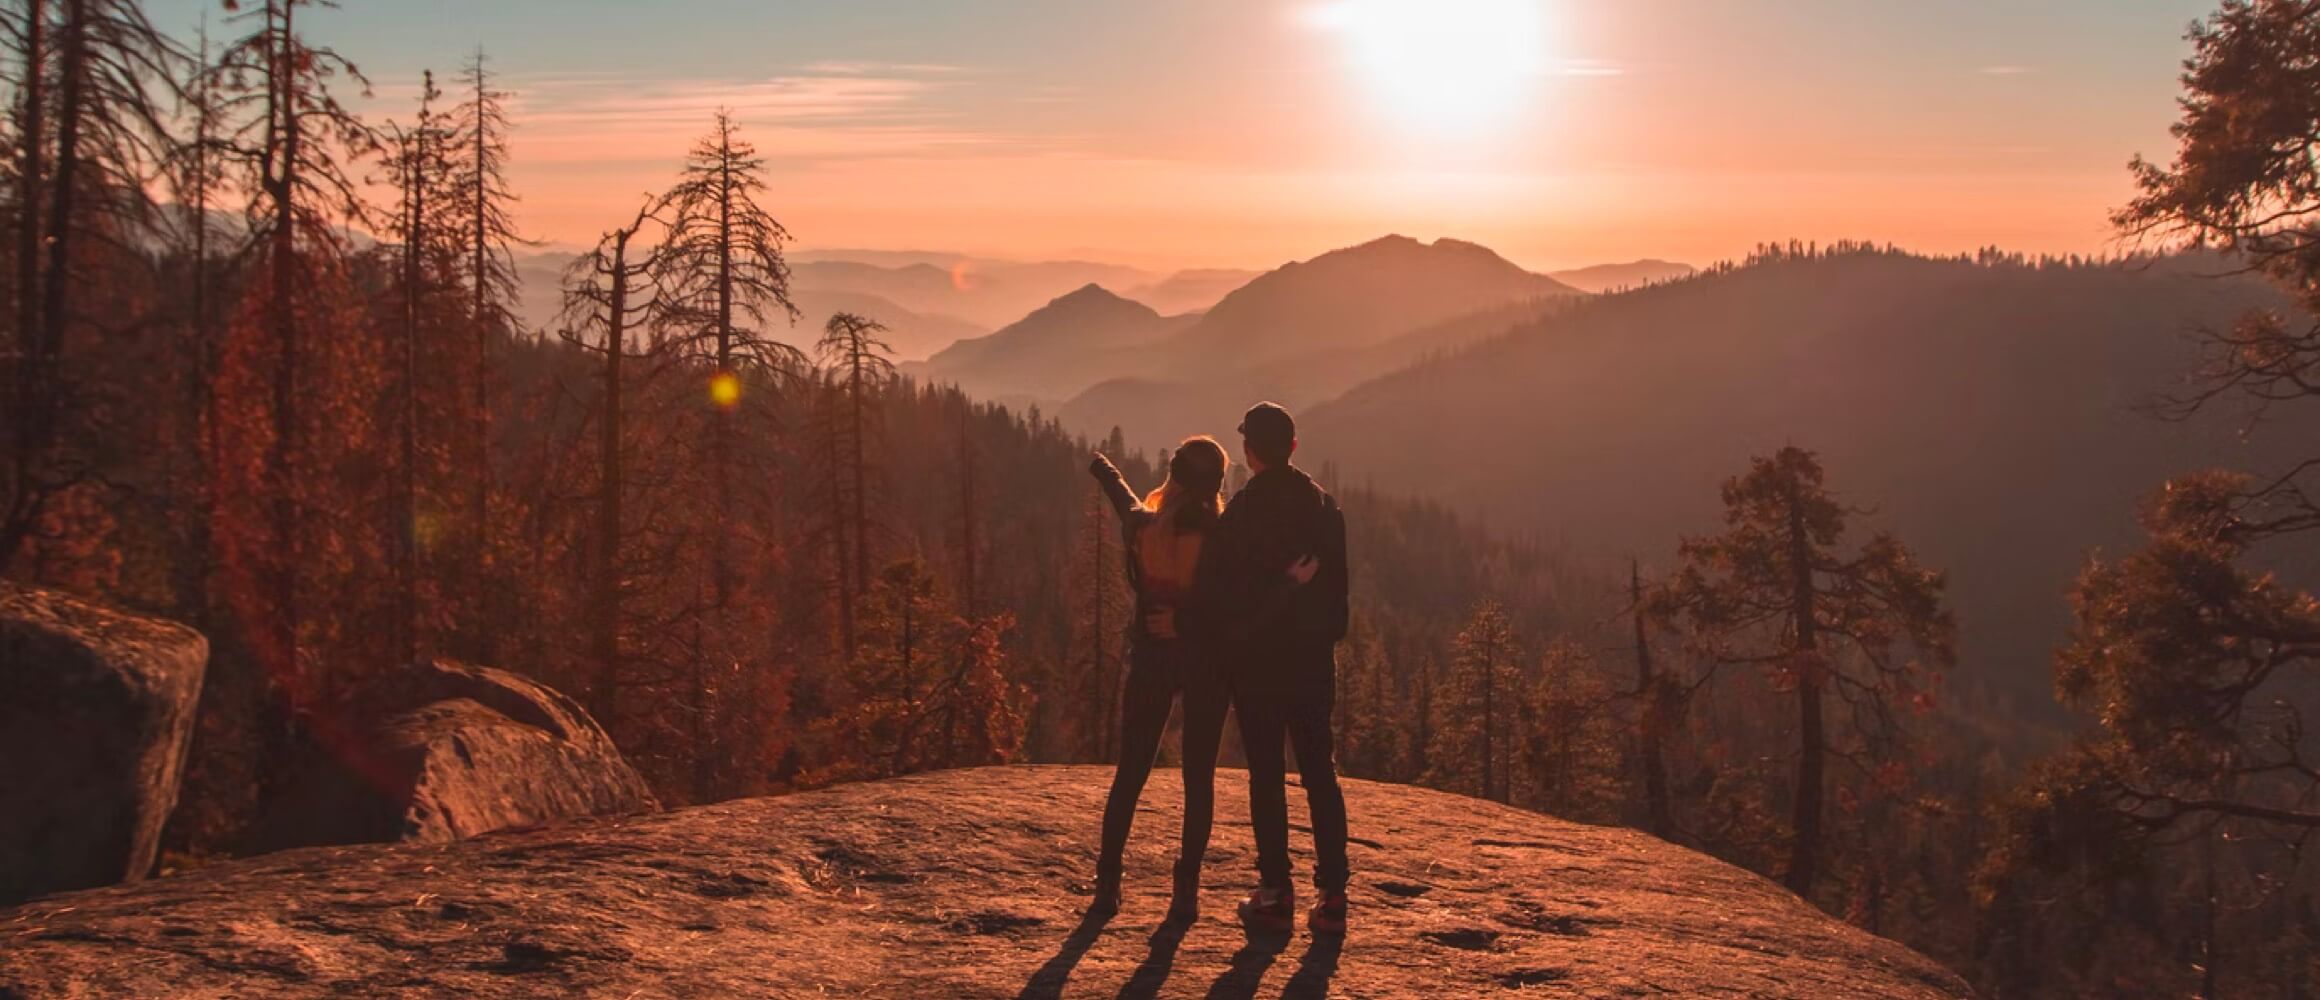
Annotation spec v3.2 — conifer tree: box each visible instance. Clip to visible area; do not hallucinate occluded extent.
[558,200,658,724]
[1069,469,1130,761]
[162,12,227,622]
[1660,447,1952,896]
[380,70,457,667]
[1631,559,1676,838]
[653,110,800,610]
[444,48,523,654]
[208,0,379,803]
[809,557,1024,782]
[0,0,184,568]
[1520,640,1622,821]
[817,311,894,612]
[1427,600,1521,802]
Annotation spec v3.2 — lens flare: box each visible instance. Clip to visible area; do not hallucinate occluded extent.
[950,259,980,292]
[709,370,741,409]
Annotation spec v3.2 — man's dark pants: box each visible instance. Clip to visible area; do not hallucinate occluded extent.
[1235,641,1349,892]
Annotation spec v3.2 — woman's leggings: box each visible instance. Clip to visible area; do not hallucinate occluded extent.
[1097,642,1230,882]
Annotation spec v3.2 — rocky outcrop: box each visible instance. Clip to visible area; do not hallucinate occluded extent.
[1,766,1969,998]
[257,659,655,850]
[0,586,207,906]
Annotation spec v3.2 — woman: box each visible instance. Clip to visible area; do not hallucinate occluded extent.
[1086,439,1310,920]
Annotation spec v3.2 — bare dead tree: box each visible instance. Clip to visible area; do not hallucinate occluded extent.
[651,110,801,610]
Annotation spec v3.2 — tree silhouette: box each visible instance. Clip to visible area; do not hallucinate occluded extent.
[652,110,800,611]
[208,0,379,809]
[1629,560,1676,838]
[0,0,184,568]
[2041,473,2320,833]
[1427,600,1521,803]
[952,397,982,616]
[1659,447,1952,896]
[380,69,458,668]
[1067,440,1131,762]
[817,311,895,617]
[2119,0,2320,438]
[807,557,1025,783]
[1520,640,1621,822]
[445,48,524,657]
[558,200,659,725]
[161,11,228,623]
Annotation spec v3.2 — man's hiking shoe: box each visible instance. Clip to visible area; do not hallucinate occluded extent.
[1308,891,1348,935]
[1237,885,1295,932]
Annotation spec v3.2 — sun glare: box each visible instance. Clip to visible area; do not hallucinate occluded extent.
[1307,0,1551,134]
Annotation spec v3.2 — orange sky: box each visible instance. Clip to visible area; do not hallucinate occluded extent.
[155,0,2219,271]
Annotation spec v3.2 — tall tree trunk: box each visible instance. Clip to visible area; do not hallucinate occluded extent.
[592,229,630,726]
[956,404,978,616]
[1784,476,1824,896]
[825,381,854,657]
[848,350,869,604]
[1632,559,1673,838]
[2200,830,2219,1000]
[1481,638,1497,803]
[259,0,303,811]
[688,582,712,801]
[394,128,424,669]
[36,0,83,452]
[893,582,917,775]
[467,61,493,664]
[178,15,217,627]
[1,0,48,571]
[710,125,734,610]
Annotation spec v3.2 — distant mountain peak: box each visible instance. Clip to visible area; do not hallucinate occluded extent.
[1032,282,1156,319]
[1309,234,1530,273]
[1054,282,1127,304]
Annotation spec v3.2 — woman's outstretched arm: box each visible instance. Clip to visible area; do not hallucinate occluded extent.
[1088,452,1143,520]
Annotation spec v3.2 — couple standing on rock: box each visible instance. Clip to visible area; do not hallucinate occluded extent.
[1086,400,1352,936]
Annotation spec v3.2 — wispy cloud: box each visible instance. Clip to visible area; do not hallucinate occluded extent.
[499,63,1047,166]
[1977,65,2032,76]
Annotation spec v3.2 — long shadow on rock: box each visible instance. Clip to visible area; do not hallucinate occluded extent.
[1201,925,1291,1000]
[1016,908,1114,1000]
[1114,920,1189,1000]
[1280,936,1342,1000]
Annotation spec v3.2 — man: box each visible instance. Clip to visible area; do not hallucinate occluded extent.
[1158,401,1352,935]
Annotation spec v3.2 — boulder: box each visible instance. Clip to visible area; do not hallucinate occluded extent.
[0,586,207,906]
[2,766,1971,998]
[257,658,655,849]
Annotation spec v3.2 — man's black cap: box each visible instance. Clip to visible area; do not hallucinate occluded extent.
[1238,401,1296,450]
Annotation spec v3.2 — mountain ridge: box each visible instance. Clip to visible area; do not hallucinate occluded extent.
[904,283,1194,400]
[1299,249,2294,708]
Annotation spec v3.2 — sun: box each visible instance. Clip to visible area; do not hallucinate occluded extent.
[1307,0,1552,133]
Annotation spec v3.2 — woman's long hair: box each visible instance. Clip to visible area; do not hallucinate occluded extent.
[1144,436,1229,529]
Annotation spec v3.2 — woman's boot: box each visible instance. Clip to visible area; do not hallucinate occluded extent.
[1090,862,1123,917]
[1166,856,1201,923]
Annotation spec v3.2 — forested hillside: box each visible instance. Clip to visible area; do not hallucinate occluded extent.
[1303,245,2294,715]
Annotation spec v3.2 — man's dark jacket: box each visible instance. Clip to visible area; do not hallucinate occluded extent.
[1187,465,1349,662]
